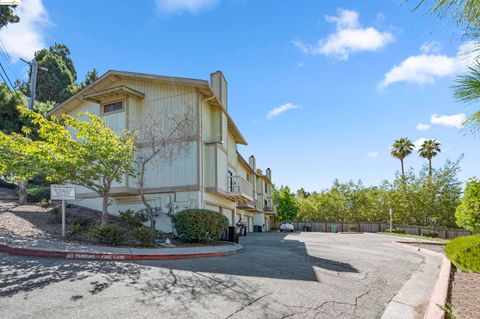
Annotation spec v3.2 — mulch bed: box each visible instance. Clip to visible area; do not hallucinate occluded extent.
[0,201,230,248]
[403,241,480,319]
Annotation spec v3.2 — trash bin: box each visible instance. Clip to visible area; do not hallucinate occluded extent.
[330,225,337,233]
[227,226,237,243]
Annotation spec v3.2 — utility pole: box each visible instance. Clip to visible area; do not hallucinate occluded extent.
[20,58,48,110]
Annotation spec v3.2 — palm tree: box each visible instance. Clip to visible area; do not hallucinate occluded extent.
[390,138,415,181]
[418,139,441,177]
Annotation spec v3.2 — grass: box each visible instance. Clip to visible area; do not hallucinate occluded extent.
[376,232,449,243]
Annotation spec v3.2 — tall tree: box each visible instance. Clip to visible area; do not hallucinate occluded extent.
[32,43,79,104]
[455,177,480,231]
[81,68,99,89]
[0,83,25,133]
[130,107,196,229]
[418,139,441,177]
[0,4,19,28]
[273,186,298,221]
[390,138,415,181]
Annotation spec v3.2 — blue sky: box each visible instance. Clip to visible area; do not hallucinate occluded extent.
[2,0,479,192]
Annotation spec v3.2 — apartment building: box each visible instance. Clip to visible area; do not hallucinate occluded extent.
[48,70,275,232]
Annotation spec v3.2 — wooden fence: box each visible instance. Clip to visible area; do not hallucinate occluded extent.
[275,221,471,239]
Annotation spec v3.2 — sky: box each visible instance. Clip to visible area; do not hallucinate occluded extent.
[1,0,479,192]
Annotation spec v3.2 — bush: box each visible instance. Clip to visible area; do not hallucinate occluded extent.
[133,227,157,247]
[171,209,229,243]
[119,209,149,229]
[445,235,480,273]
[68,223,84,239]
[91,224,127,246]
[455,178,480,232]
[385,228,406,234]
[348,225,357,232]
[27,187,50,202]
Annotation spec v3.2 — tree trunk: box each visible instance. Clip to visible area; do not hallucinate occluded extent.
[400,159,405,179]
[428,158,432,177]
[101,194,109,225]
[18,181,27,205]
[139,161,155,229]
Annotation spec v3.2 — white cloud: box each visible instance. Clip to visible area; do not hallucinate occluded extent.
[366,152,378,158]
[430,113,466,129]
[293,9,394,60]
[413,138,428,150]
[155,0,218,13]
[266,102,300,119]
[420,41,442,54]
[416,123,431,131]
[380,42,475,88]
[0,0,50,61]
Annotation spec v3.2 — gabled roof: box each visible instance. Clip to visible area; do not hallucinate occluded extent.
[47,70,247,145]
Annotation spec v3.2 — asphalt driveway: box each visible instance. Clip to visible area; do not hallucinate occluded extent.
[0,232,439,319]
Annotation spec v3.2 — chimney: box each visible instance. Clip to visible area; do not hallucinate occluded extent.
[249,155,256,172]
[210,71,228,110]
[266,168,271,180]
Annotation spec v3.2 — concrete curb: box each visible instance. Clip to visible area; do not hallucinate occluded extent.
[0,243,243,261]
[392,241,451,319]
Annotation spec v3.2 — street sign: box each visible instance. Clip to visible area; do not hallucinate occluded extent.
[50,185,75,200]
[50,185,76,237]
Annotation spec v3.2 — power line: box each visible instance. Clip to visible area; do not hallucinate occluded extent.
[0,38,22,83]
[0,61,25,103]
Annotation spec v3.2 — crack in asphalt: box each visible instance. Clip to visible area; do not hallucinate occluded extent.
[225,293,270,319]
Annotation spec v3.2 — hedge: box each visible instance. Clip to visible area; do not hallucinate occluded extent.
[27,187,50,202]
[445,234,480,273]
[171,209,229,243]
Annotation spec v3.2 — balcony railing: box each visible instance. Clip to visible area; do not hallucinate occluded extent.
[227,176,254,202]
[237,200,257,211]
[264,205,273,212]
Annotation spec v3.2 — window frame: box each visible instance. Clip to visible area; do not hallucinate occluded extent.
[101,99,125,116]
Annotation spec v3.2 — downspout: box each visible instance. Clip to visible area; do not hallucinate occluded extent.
[199,95,216,208]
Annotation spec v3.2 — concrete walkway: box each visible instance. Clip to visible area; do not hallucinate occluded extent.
[0,231,243,260]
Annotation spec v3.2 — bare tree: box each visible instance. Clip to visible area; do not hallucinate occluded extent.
[130,106,197,229]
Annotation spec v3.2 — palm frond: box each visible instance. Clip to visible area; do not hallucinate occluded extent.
[463,110,480,135]
[454,62,480,103]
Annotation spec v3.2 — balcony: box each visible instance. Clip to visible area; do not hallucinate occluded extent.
[227,176,254,202]
[264,205,274,212]
[237,200,257,211]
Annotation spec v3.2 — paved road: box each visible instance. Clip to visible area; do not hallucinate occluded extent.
[0,232,438,319]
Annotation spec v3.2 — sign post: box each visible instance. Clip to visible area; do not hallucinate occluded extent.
[389,208,393,232]
[50,185,76,237]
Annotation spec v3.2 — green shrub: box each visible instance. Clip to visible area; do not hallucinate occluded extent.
[27,187,50,202]
[455,178,480,232]
[119,209,149,229]
[68,223,84,239]
[133,227,157,247]
[385,228,406,234]
[171,209,229,243]
[445,235,480,273]
[348,225,357,232]
[90,224,127,246]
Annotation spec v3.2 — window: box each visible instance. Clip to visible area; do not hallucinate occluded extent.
[103,101,123,114]
[227,171,233,192]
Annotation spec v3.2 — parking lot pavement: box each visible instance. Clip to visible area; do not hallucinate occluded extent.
[0,232,440,319]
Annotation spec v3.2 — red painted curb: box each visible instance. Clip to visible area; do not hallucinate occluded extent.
[0,244,228,261]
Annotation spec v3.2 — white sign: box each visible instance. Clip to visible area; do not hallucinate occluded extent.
[50,185,76,200]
